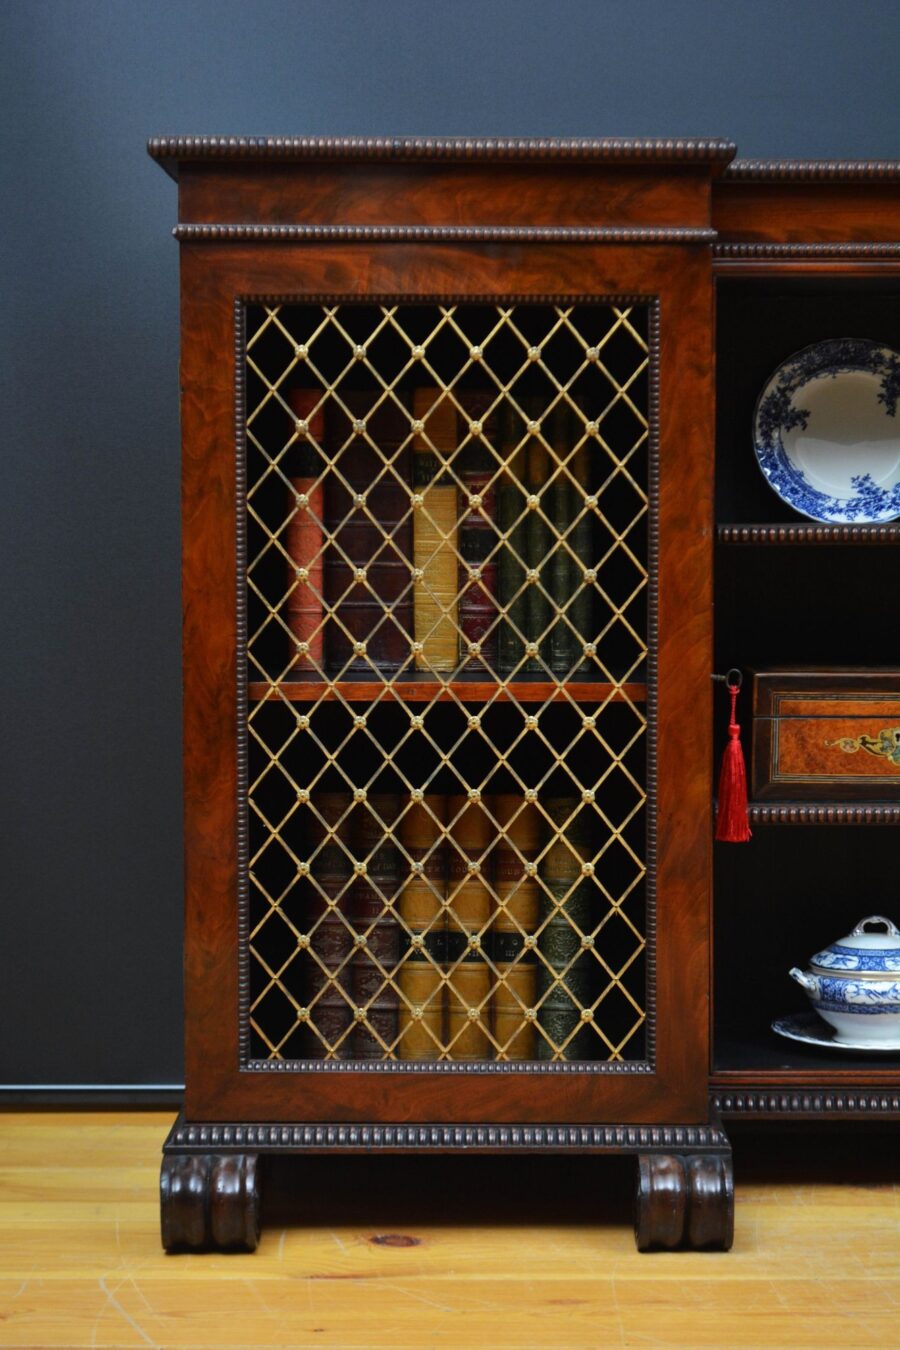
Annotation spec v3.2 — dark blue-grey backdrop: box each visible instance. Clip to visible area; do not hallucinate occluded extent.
[2,0,897,1088]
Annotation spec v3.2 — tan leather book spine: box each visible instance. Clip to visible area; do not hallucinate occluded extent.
[491,795,540,1059]
[349,794,401,1058]
[412,389,459,671]
[285,390,326,670]
[445,794,493,1058]
[397,794,447,1060]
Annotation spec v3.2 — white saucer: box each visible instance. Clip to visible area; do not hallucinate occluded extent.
[772,1011,900,1054]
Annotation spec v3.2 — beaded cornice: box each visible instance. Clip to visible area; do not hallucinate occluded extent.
[713,1089,900,1116]
[748,804,900,826]
[715,242,900,260]
[718,523,900,544]
[174,223,717,245]
[149,135,737,178]
[724,160,899,182]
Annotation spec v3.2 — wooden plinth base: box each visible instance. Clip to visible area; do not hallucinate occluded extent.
[161,1113,732,1253]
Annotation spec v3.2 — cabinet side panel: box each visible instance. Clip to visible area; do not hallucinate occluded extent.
[180,247,241,1117]
[653,253,714,1120]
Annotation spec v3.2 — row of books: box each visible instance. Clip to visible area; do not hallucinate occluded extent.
[296,792,596,1061]
[284,387,595,677]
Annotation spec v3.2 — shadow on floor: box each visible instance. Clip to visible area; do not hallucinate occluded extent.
[261,1125,899,1234]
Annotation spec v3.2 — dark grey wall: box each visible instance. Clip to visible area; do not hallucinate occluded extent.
[2,0,898,1088]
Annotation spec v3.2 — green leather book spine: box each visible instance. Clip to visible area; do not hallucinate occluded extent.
[495,403,526,676]
[546,405,577,676]
[567,442,595,675]
[537,796,593,1060]
[524,426,551,672]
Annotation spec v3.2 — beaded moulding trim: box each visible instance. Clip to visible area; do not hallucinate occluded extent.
[164,1115,730,1154]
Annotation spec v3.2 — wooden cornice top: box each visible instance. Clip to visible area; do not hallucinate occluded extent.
[725,159,899,182]
[148,134,737,179]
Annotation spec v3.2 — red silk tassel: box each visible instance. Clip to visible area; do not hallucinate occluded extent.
[715,681,752,843]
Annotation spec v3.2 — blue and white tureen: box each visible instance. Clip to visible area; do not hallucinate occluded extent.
[790,915,900,1047]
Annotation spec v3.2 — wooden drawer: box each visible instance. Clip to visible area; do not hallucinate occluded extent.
[751,668,900,800]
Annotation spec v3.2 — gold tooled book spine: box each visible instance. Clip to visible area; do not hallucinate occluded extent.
[397,794,447,1060]
[524,425,552,671]
[445,794,493,1059]
[412,390,458,671]
[537,797,593,1060]
[491,795,540,1059]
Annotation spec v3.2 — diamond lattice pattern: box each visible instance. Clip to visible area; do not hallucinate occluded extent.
[244,301,650,1063]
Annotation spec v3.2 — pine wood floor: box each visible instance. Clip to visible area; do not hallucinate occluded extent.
[0,1110,898,1348]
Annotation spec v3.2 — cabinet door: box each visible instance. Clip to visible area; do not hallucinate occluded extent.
[180,242,713,1124]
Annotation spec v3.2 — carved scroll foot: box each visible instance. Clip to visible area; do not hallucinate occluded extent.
[634,1152,733,1251]
[160,1154,261,1252]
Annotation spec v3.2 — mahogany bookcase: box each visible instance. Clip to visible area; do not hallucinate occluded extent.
[149,137,899,1252]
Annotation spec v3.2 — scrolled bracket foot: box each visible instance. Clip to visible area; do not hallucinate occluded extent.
[635,1151,733,1252]
[160,1153,261,1252]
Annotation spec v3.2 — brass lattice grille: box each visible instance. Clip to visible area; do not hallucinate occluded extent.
[243,301,651,1064]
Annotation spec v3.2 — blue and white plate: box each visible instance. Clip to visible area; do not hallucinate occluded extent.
[753,339,900,523]
[772,1011,900,1054]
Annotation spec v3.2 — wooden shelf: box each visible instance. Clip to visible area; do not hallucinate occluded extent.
[717,523,900,545]
[247,679,647,704]
[747,802,900,826]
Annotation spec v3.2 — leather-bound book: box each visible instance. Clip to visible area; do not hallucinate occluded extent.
[490,795,540,1059]
[496,403,526,676]
[324,393,412,674]
[412,390,458,672]
[305,791,354,1058]
[349,794,401,1058]
[397,794,447,1060]
[567,441,595,674]
[546,404,578,676]
[537,797,593,1059]
[523,406,552,672]
[445,794,493,1058]
[457,392,498,673]
[285,389,326,671]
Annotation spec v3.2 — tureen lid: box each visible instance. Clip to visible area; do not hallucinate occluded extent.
[810,915,900,973]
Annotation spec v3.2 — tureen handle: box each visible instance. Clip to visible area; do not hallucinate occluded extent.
[851,915,900,937]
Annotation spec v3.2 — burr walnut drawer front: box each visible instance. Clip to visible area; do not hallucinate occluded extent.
[751,669,900,800]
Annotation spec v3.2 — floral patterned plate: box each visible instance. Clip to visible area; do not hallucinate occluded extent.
[753,338,900,523]
[772,1011,900,1053]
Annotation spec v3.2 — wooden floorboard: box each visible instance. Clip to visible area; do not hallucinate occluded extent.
[0,1111,897,1348]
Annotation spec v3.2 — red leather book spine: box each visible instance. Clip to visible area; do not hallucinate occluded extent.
[325,395,412,674]
[285,389,326,670]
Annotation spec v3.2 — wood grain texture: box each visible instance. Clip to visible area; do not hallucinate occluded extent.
[3,1111,900,1348]
[712,182,900,243]
[179,166,715,229]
